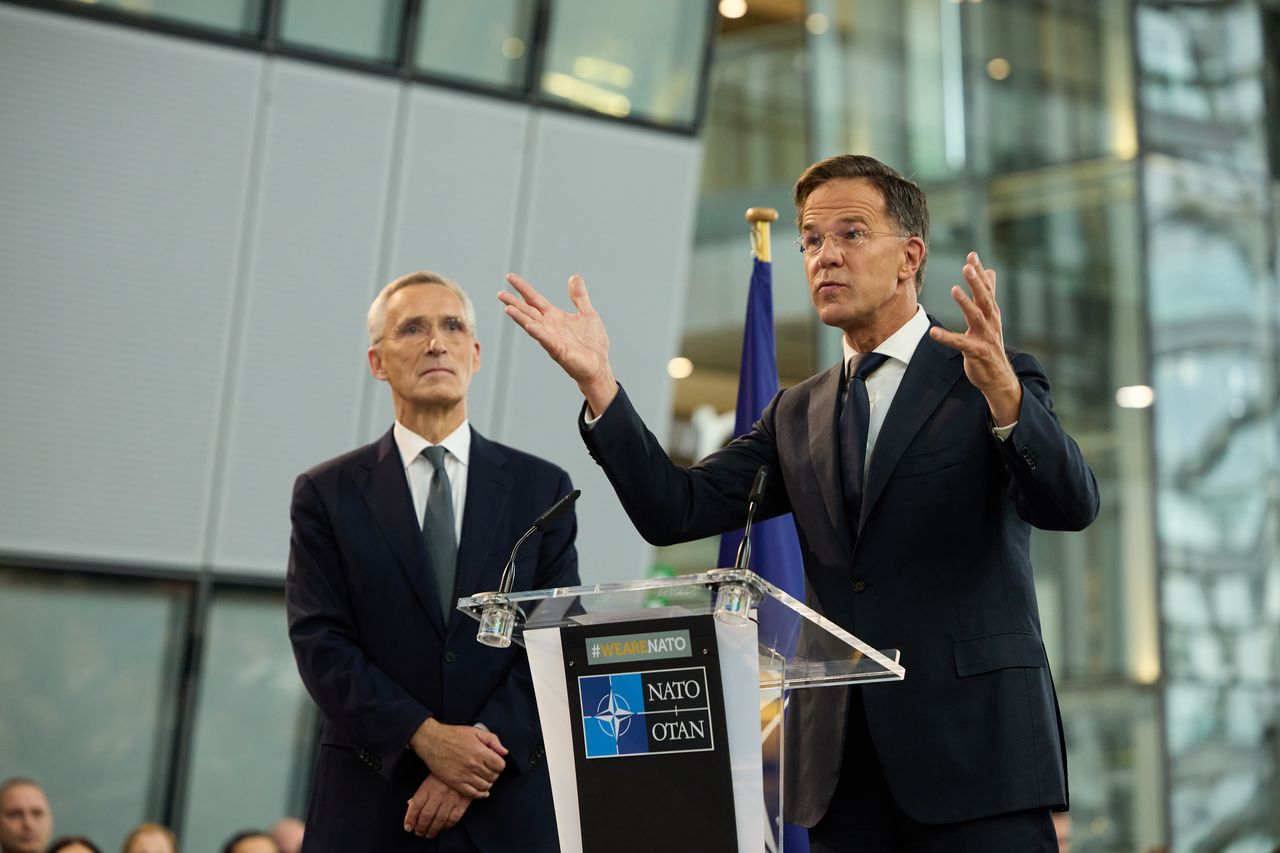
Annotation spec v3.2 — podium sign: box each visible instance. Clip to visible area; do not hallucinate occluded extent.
[459,571,905,853]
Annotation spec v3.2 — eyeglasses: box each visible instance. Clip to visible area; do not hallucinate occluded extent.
[379,316,471,346]
[795,228,908,255]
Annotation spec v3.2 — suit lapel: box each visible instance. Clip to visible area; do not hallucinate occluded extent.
[451,429,512,635]
[361,429,447,636]
[860,329,964,528]
[807,364,851,552]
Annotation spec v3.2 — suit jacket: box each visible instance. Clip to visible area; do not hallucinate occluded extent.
[581,330,1098,827]
[287,426,579,852]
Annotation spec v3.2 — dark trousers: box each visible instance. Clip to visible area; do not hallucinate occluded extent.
[808,688,1058,853]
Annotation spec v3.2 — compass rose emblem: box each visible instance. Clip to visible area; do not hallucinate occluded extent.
[588,690,636,740]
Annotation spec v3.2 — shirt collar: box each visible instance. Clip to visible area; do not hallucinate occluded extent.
[393,419,471,471]
[841,304,930,376]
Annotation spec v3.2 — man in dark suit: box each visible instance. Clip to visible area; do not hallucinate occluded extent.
[287,271,578,852]
[499,155,1098,852]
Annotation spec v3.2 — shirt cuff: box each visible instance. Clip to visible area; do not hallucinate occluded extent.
[991,420,1017,442]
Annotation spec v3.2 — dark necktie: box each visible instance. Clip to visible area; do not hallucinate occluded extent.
[840,352,889,533]
[421,446,458,621]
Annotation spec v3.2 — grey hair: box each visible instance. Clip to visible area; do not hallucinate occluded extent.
[367,270,478,346]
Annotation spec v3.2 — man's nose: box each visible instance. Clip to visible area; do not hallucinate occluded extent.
[814,235,843,265]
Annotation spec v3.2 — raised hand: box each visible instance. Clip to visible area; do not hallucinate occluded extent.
[409,718,507,799]
[403,774,471,838]
[499,273,619,416]
[928,252,1023,426]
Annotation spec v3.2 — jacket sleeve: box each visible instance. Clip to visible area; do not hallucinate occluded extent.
[285,472,433,779]
[581,383,791,546]
[996,352,1100,531]
[473,467,580,776]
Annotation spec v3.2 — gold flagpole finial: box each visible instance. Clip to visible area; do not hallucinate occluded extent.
[745,207,779,263]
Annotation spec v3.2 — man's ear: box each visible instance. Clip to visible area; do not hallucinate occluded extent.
[471,340,481,373]
[368,346,387,381]
[899,236,925,283]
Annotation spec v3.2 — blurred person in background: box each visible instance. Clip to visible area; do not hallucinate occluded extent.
[0,778,52,853]
[47,838,102,853]
[268,818,303,853]
[220,830,279,853]
[1051,812,1070,853]
[121,822,176,853]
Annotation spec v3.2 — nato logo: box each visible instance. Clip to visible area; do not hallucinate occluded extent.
[578,666,714,759]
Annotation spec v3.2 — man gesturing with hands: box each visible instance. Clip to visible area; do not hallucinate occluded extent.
[501,155,1097,853]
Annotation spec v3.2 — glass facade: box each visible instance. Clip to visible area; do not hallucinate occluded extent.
[0,568,313,848]
[71,0,264,35]
[1137,1,1280,849]
[0,568,190,845]
[540,0,713,127]
[671,0,1279,850]
[278,0,402,63]
[41,0,715,132]
[414,0,538,90]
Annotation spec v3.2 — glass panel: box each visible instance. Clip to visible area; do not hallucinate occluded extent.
[70,0,264,35]
[459,570,905,687]
[1059,688,1164,853]
[1144,153,1280,850]
[278,0,403,63]
[0,567,189,846]
[965,0,1136,175]
[1136,1,1269,171]
[809,0,967,183]
[180,587,316,852]
[414,0,538,90]
[539,0,711,127]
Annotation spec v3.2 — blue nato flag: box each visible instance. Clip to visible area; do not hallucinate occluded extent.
[715,251,810,853]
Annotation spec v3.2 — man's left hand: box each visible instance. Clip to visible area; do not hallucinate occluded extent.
[403,775,471,839]
[928,251,1022,427]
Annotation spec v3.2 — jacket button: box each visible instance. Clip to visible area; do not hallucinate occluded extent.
[852,579,866,593]
[445,651,457,663]
[1020,447,1038,470]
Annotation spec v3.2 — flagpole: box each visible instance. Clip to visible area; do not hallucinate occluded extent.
[745,207,778,263]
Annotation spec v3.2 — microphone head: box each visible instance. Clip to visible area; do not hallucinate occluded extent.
[534,488,581,531]
[749,466,768,503]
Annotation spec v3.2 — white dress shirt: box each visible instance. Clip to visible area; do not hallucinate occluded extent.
[393,420,470,540]
[841,306,1015,466]
[841,305,932,468]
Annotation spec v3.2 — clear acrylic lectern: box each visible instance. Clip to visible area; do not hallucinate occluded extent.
[458,569,905,853]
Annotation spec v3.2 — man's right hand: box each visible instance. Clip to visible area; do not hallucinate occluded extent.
[409,718,507,798]
[499,273,619,418]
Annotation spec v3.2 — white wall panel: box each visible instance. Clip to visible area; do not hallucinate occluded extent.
[210,60,400,575]
[0,6,260,567]
[502,113,702,584]
[365,85,533,443]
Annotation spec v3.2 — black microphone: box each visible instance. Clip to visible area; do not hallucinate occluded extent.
[734,467,768,570]
[498,489,581,595]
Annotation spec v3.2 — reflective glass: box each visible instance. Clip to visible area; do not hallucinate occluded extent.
[180,587,316,852]
[1137,2,1269,171]
[539,0,711,127]
[71,0,264,35]
[278,0,403,63]
[964,0,1136,174]
[0,567,190,846]
[414,0,537,90]
[807,0,963,182]
[1059,689,1163,853]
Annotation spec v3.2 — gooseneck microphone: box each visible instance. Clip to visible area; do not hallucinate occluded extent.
[497,489,581,595]
[733,466,768,570]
